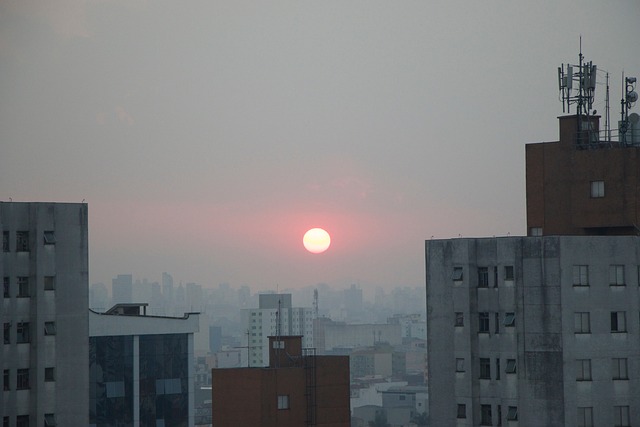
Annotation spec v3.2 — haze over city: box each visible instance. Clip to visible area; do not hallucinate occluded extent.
[1,1,639,291]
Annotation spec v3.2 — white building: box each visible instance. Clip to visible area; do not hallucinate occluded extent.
[1,202,89,426]
[426,236,640,426]
[242,293,314,367]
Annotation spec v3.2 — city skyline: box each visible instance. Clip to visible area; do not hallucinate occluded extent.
[1,2,639,291]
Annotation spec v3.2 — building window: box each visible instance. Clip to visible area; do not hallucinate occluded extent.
[44,414,57,427]
[493,266,498,287]
[494,313,500,334]
[573,265,589,286]
[16,322,29,343]
[16,416,29,427]
[478,267,489,287]
[16,231,29,252]
[277,395,289,410]
[44,276,55,291]
[504,312,515,327]
[454,312,464,327]
[479,358,491,379]
[17,277,29,298]
[3,416,7,427]
[577,407,593,427]
[574,312,591,334]
[43,231,56,245]
[456,358,465,372]
[452,267,463,281]
[590,180,604,198]
[272,340,285,349]
[2,231,8,252]
[3,277,8,298]
[530,227,542,236]
[44,322,56,336]
[3,323,9,344]
[614,405,630,427]
[497,405,502,426]
[611,311,627,332]
[45,367,55,382]
[506,406,518,421]
[609,265,625,286]
[457,404,466,419]
[480,404,492,425]
[506,359,517,374]
[612,358,628,380]
[479,312,489,333]
[495,358,501,380]
[576,359,592,381]
[16,369,29,390]
[504,265,514,281]
[3,370,8,390]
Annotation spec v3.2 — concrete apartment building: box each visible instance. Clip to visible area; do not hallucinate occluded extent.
[427,62,640,425]
[89,303,199,426]
[1,202,89,426]
[211,335,350,427]
[243,293,314,367]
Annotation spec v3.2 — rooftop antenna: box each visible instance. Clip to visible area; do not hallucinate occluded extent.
[619,72,638,144]
[557,37,597,144]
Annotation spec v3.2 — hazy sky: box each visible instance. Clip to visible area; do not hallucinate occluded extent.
[1,1,639,291]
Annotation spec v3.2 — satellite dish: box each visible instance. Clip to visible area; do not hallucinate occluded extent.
[630,113,640,124]
[628,91,639,103]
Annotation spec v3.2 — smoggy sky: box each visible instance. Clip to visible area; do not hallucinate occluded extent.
[1,1,639,291]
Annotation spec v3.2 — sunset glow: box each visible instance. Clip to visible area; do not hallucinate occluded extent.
[303,228,331,254]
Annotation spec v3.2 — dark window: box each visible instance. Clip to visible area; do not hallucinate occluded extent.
[3,370,8,390]
[44,276,55,291]
[454,312,464,327]
[574,312,590,333]
[576,359,591,381]
[17,368,29,389]
[611,312,627,332]
[16,322,29,343]
[3,416,7,427]
[612,358,628,380]
[455,358,465,372]
[3,277,8,298]
[573,265,589,286]
[478,267,489,287]
[507,406,518,421]
[495,312,500,334]
[3,323,9,344]
[43,231,56,245]
[452,267,463,281]
[480,358,491,379]
[2,231,8,252]
[577,407,593,427]
[44,414,57,427]
[45,367,55,382]
[479,312,489,333]
[480,404,492,425]
[16,231,29,252]
[16,415,29,427]
[614,405,630,427]
[496,358,500,380]
[44,322,56,336]
[609,265,625,286]
[497,405,502,426]
[457,404,466,419]
[504,265,514,281]
[504,312,516,327]
[506,359,516,373]
[493,266,498,287]
[17,277,29,297]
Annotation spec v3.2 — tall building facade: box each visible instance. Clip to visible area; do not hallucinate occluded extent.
[243,294,314,367]
[426,236,640,425]
[212,335,350,427]
[1,202,89,426]
[89,303,199,427]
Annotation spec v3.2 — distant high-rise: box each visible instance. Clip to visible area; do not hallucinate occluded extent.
[1,202,89,425]
[111,274,133,305]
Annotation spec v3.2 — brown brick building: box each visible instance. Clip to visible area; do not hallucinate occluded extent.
[526,114,640,236]
[211,335,350,427]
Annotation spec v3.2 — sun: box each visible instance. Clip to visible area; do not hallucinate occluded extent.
[303,228,331,254]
